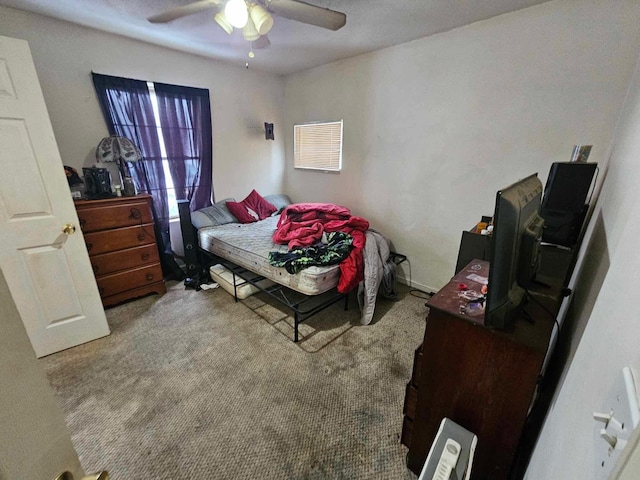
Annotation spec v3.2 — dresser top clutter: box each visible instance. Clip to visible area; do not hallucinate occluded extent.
[74,194,166,307]
[428,259,557,351]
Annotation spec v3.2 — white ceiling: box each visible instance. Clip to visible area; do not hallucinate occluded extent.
[0,0,552,75]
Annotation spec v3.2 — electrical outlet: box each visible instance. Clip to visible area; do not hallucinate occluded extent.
[593,366,640,479]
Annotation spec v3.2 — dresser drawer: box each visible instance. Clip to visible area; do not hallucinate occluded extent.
[411,345,423,387]
[90,244,160,276]
[403,383,418,420]
[84,224,156,255]
[96,263,163,298]
[102,281,167,308]
[77,198,153,232]
[401,417,414,448]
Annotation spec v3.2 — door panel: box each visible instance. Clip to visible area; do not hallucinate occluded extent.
[0,35,109,357]
[22,244,84,325]
[0,119,52,217]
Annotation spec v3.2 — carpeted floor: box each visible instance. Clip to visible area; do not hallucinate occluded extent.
[42,281,427,479]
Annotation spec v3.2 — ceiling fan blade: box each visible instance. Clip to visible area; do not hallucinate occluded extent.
[253,35,271,49]
[148,0,223,23]
[266,0,346,31]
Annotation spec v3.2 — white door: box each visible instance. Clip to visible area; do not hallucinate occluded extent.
[0,35,109,357]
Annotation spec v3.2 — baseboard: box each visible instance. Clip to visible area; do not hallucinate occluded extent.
[397,275,439,295]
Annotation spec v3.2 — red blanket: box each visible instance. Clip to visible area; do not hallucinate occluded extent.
[273,203,369,293]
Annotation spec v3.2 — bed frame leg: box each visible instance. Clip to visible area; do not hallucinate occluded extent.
[232,271,238,302]
[294,313,300,343]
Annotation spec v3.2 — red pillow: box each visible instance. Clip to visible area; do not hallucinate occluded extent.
[226,190,276,224]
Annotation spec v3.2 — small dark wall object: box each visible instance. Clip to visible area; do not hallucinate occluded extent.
[178,199,204,290]
[570,145,592,163]
[265,122,274,140]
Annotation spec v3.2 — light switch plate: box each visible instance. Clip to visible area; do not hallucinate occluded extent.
[594,366,640,479]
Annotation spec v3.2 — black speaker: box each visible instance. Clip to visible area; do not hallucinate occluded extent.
[541,162,597,247]
[82,167,112,199]
[177,199,202,286]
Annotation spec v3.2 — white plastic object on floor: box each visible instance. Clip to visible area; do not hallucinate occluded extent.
[209,264,273,300]
[431,438,461,480]
[419,418,477,480]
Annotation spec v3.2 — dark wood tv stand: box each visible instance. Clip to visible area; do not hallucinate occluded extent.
[401,251,572,479]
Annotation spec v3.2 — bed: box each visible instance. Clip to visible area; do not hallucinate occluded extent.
[197,215,342,296]
[186,193,403,342]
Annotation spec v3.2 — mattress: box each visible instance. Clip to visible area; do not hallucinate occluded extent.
[197,216,341,296]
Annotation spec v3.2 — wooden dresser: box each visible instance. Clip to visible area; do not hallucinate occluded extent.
[75,194,166,307]
[401,253,572,479]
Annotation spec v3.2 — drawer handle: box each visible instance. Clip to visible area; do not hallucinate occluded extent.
[137,233,146,241]
[86,242,93,252]
[146,273,154,281]
[79,218,86,228]
[92,265,99,273]
[99,286,105,295]
[129,208,141,220]
[141,253,150,261]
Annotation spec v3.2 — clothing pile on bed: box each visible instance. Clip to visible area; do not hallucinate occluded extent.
[270,203,368,293]
[268,231,354,274]
[269,202,397,324]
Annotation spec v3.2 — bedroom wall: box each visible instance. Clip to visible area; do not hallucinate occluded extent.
[0,6,286,203]
[0,268,83,479]
[283,0,640,292]
[526,47,640,479]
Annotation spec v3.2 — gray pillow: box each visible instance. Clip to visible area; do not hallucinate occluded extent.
[264,194,292,213]
[191,198,238,228]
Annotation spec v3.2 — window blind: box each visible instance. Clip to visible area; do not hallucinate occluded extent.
[294,120,343,171]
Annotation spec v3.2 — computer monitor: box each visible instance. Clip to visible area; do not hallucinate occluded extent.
[485,174,545,329]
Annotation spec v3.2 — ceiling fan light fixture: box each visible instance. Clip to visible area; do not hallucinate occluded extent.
[242,16,260,41]
[225,0,249,29]
[249,4,273,35]
[214,11,234,35]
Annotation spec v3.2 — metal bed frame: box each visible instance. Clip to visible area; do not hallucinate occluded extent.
[198,248,406,342]
[179,202,406,342]
[200,250,348,342]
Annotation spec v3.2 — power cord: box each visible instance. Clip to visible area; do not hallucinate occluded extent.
[410,288,434,310]
[400,257,435,305]
[525,288,561,333]
[129,207,157,240]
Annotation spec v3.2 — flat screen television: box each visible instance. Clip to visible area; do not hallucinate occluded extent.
[485,173,545,328]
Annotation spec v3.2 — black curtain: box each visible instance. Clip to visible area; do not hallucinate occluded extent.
[92,73,213,279]
[154,82,213,210]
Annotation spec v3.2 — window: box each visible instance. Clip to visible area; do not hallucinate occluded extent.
[92,73,212,223]
[147,82,180,218]
[294,120,343,172]
[92,72,213,278]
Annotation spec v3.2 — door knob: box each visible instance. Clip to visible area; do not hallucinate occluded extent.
[83,473,109,480]
[54,471,109,480]
[62,223,76,235]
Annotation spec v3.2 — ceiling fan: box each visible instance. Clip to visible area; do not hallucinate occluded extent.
[148,0,346,51]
